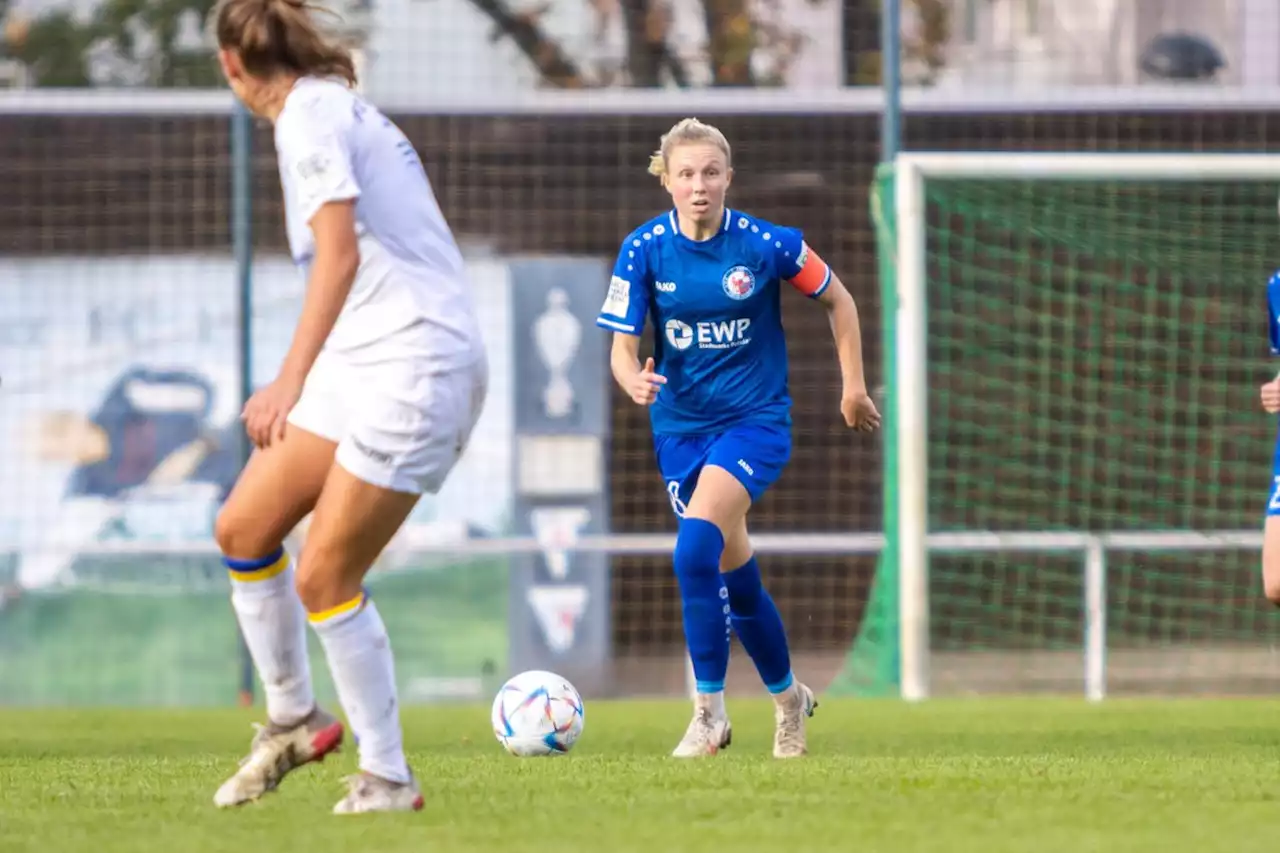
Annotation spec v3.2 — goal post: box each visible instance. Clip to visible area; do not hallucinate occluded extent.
[841,151,1280,701]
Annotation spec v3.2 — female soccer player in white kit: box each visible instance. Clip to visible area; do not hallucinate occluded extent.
[209,0,487,815]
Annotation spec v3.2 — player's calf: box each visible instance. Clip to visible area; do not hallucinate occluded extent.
[670,517,733,757]
[722,555,793,693]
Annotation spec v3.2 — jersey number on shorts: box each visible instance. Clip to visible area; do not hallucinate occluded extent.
[1269,476,1280,512]
[666,480,687,518]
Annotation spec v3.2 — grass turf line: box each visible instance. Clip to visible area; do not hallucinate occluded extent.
[1,698,1278,853]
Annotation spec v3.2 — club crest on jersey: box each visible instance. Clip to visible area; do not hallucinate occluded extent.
[722,265,756,301]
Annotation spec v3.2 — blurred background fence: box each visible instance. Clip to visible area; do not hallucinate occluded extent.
[1,0,1279,707]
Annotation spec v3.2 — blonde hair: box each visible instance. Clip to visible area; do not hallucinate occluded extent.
[215,0,357,86]
[647,118,732,179]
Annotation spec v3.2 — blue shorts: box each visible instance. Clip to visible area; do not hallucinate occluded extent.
[1268,431,1280,516]
[654,422,791,518]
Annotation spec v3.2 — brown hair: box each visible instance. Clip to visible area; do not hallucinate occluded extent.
[215,0,357,86]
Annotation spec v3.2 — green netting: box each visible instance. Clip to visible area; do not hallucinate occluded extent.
[834,163,1280,697]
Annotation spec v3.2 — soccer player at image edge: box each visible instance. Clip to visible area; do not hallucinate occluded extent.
[208,0,487,814]
[1259,269,1280,602]
[596,118,881,758]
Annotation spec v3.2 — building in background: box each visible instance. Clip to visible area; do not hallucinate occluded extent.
[932,0,1278,88]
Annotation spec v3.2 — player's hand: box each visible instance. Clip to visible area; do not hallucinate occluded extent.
[841,387,881,432]
[1262,379,1280,414]
[628,357,666,406]
[242,375,303,449]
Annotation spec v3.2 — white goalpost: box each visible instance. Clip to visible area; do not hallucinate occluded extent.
[890,152,1280,702]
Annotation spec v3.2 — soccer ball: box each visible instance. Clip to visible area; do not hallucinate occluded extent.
[491,669,585,757]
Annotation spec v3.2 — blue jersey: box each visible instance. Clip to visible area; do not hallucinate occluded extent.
[1267,271,1280,516]
[595,208,831,436]
[1269,270,1280,356]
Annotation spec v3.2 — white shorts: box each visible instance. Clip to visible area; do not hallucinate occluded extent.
[287,349,488,495]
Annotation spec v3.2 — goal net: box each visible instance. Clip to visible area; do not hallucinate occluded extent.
[840,153,1280,699]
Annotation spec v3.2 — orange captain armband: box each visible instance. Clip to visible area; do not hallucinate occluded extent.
[787,242,832,297]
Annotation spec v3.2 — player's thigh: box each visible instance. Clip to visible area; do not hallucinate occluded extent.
[1264,518,1280,603]
[295,357,487,611]
[1263,471,1280,602]
[687,422,791,532]
[214,425,337,558]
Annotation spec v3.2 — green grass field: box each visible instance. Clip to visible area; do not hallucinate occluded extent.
[4,698,1280,853]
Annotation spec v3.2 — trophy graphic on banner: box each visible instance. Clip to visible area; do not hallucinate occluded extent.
[532,288,581,419]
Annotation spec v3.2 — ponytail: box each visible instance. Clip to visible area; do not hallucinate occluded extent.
[215,0,357,86]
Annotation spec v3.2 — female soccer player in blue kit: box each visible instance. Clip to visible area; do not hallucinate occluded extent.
[596,118,881,758]
[1259,271,1280,602]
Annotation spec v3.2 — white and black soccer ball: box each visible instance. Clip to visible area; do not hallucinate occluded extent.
[491,669,585,757]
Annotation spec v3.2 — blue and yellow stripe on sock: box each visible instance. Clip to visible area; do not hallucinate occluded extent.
[224,546,289,582]
[307,588,369,626]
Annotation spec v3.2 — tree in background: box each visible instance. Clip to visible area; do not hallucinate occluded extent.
[470,0,823,88]
[2,0,219,88]
[1,0,834,89]
[846,0,949,86]
[0,0,946,90]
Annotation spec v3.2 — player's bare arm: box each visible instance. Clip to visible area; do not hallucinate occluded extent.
[610,333,665,406]
[816,272,881,432]
[241,200,359,448]
[278,200,360,387]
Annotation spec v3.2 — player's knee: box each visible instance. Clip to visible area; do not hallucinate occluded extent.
[214,506,277,560]
[673,518,725,583]
[1263,522,1280,606]
[718,517,752,573]
[1264,567,1280,607]
[293,560,338,614]
[294,539,363,614]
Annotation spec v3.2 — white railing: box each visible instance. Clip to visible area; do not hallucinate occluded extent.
[22,528,1264,701]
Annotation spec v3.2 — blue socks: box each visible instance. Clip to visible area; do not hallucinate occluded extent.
[672,518,731,694]
[723,556,794,694]
[674,520,795,696]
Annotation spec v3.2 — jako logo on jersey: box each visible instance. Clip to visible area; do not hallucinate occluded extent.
[665,319,694,350]
[722,265,756,300]
[656,280,677,293]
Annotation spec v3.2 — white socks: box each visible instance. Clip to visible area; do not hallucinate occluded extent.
[227,552,315,726]
[227,548,409,784]
[696,690,728,720]
[309,593,410,784]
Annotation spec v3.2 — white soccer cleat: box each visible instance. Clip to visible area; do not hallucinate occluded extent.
[772,682,818,759]
[671,707,732,758]
[213,707,345,807]
[332,772,425,815]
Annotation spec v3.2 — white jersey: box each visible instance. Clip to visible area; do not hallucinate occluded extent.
[274,77,481,367]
